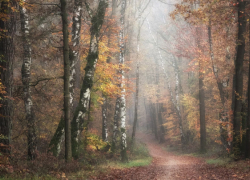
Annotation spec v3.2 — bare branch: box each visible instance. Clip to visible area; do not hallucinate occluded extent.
[30,76,63,87]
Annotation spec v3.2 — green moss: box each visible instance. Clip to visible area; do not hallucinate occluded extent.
[117,157,152,168]
[206,158,231,166]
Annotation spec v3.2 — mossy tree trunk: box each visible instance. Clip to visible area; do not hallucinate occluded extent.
[71,0,108,159]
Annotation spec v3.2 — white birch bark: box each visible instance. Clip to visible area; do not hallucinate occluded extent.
[49,0,83,157]
[102,97,108,142]
[111,96,120,152]
[20,1,37,160]
[111,0,128,161]
[71,0,108,158]
[70,0,82,106]
[119,0,128,162]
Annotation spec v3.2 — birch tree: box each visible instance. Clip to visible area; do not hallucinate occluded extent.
[20,0,37,160]
[119,0,128,162]
[49,0,83,157]
[111,0,128,162]
[71,0,108,159]
[102,0,117,143]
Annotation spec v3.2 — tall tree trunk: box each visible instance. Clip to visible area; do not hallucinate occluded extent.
[131,63,139,144]
[233,0,246,159]
[0,0,16,155]
[196,26,206,153]
[102,97,108,142]
[101,0,117,143]
[119,0,128,162]
[20,1,37,160]
[208,20,230,151]
[199,61,206,153]
[131,0,143,147]
[71,0,108,159]
[246,22,250,159]
[111,98,120,152]
[60,0,72,162]
[49,0,83,157]
[150,103,158,140]
[158,103,165,143]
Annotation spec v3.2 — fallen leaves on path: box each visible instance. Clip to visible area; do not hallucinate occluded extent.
[92,134,250,180]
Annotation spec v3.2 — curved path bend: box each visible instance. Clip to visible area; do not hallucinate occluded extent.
[93,133,249,180]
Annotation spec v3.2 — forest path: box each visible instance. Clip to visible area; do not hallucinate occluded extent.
[93,133,249,180]
[139,133,248,180]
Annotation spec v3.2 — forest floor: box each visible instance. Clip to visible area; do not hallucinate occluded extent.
[92,133,250,180]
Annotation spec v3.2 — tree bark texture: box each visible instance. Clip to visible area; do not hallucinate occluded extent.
[71,0,108,159]
[70,0,82,108]
[20,1,37,160]
[49,0,83,157]
[0,0,16,155]
[233,0,246,158]
[246,21,250,159]
[196,27,206,153]
[111,98,120,153]
[119,0,128,162]
[60,0,72,162]
[102,97,108,142]
[199,62,206,153]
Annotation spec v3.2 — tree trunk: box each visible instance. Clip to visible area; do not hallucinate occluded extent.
[20,1,37,160]
[71,0,108,159]
[150,103,158,140]
[131,63,139,144]
[0,0,16,155]
[131,0,143,147]
[233,0,246,159]
[101,0,117,143]
[60,0,72,162]
[119,0,128,162]
[246,21,250,159]
[199,61,206,153]
[49,0,83,157]
[111,98,120,153]
[158,103,165,143]
[70,0,82,110]
[102,97,108,142]
[208,21,230,151]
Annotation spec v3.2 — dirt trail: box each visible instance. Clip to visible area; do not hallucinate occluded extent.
[140,133,248,180]
[140,134,205,180]
[93,133,249,180]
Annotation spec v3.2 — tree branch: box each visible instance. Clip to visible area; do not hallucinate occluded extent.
[30,76,63,86]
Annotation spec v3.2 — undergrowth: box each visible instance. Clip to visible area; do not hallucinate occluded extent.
[1,134,152,180]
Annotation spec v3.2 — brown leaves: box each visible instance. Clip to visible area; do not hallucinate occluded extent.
[91,165,166,180]
[92,134,250,180]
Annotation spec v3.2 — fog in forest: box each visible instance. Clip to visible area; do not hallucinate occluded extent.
[0,0,250,179]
